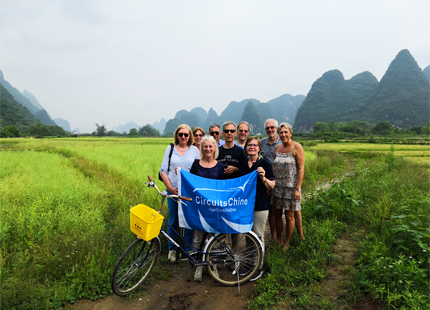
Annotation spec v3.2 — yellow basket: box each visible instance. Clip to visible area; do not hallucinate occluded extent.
[130,204,164,241]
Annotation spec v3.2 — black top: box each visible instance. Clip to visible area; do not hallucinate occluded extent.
[217,145,247,179]
[240,156,275,211]
[190,160,225,180]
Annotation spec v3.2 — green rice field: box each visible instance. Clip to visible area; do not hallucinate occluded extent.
[1,137,429,309]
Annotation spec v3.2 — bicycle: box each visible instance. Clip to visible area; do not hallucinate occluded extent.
[111,175,263,297]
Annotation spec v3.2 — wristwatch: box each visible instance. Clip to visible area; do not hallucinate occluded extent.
[296,188,301,192]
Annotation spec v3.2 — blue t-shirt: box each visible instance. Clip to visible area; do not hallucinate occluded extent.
[234,141,245,149]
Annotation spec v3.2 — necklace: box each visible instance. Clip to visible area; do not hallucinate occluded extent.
[178,145,189,152]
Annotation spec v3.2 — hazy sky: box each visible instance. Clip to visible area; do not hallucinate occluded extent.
[1,0,429,133]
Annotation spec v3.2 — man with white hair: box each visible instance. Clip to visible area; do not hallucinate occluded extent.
[260,118,281,243]
[260,119,281,165]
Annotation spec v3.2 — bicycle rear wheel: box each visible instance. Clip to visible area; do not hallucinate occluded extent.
[111,237,160,296]
[204,232,262,286]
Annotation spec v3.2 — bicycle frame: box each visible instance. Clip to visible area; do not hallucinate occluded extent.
[158,218,236,266]
[145,177,237,266]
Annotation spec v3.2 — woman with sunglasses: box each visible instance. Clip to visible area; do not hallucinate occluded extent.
[160,124,200,263]
[192,127,205,150]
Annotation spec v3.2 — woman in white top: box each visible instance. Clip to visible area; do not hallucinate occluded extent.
[160,124,200,263]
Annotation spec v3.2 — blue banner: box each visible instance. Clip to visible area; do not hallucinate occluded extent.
[178,169,257,233]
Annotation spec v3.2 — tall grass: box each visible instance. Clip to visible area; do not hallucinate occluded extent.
[349,154,430,309]
[303,149,345,190]
[1,151,113,309]
[250,148,429,309]
[0,138,171,309]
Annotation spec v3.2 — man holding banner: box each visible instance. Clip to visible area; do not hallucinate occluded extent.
[217,121,247,179]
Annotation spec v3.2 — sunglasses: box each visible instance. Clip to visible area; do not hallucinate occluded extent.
[194,134,203,137]
[247,144,259,148]
[265,126,276,130]
[210,131,220,136]
[178,133,189,138]
[223,129,236,134]
[239,129,249,133]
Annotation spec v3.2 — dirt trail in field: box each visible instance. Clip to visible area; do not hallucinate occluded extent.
[69,258,256,310]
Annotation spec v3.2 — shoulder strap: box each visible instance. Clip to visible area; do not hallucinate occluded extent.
[190,159,200,175]
[167,143,174,173]
[291,143,297,153]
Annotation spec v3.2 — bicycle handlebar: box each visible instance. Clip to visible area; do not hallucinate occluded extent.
[147,175,192,202]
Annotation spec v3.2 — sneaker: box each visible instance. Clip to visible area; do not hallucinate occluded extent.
[168,250,176,263]
[194,266,203,282]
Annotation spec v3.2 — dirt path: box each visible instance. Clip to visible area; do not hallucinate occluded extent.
[69,260,256,310]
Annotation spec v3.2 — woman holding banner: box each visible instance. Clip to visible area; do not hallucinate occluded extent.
[160,124,200,263]
[271,123,305,250]
[189,135,224,281]
[242,136,276,244]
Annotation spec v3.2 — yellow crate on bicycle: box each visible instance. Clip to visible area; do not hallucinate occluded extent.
[130,204,164,241]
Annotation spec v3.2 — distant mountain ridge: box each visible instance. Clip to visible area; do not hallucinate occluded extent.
[112,122,140,133]
[54,118,71,132]
[0,83,41,132]
[151,118,166,134]
[0,71,57,126]
[162,94,306,135]
[423,65,430,81]
[294,49,430,130]
[23,90,45,111]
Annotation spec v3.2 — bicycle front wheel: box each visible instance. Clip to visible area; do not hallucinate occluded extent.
[204,232,262,286]
[111,237,161,296]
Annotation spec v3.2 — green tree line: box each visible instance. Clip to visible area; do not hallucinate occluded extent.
[90,123,160,137]
[0,123,68,138]
[312,120,430,137]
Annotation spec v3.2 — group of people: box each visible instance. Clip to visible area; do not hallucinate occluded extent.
[159,119,305,282]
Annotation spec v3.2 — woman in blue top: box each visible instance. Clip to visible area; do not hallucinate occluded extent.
[160,124,200,263]
[190,135,224,281]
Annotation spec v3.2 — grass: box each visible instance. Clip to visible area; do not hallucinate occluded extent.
[250,146,429,309]
[0,138,169,309]
[1,137,429,309]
